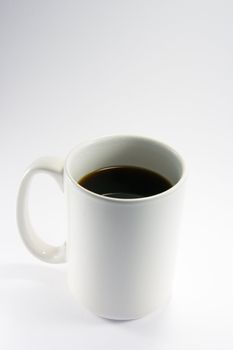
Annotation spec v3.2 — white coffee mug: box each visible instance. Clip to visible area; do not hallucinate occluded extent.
[17,135,186,320]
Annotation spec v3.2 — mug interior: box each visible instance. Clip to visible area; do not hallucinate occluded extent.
[65,136,184,190]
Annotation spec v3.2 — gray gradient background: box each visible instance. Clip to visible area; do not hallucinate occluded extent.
[0,1,233,349]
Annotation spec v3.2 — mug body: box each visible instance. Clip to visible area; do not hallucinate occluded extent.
[64,136,186,320]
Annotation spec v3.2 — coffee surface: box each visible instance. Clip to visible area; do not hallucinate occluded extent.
[78,166,172,199]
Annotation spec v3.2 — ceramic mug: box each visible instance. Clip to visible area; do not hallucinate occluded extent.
[17,135,186,320]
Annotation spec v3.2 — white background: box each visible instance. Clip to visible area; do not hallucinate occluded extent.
[1,0,233,349]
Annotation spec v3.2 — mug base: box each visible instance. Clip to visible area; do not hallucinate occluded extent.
[68,279,171,320]
[92,297,171,321]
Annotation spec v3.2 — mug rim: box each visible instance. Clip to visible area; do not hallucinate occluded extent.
[64,134,187,203]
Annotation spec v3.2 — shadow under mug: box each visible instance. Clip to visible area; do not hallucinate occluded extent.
[17,135,186,320]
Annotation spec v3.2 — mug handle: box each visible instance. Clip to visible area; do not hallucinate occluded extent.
[17,157,66,263]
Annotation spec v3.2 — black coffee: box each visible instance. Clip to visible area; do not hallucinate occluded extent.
[78,166,172,199]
